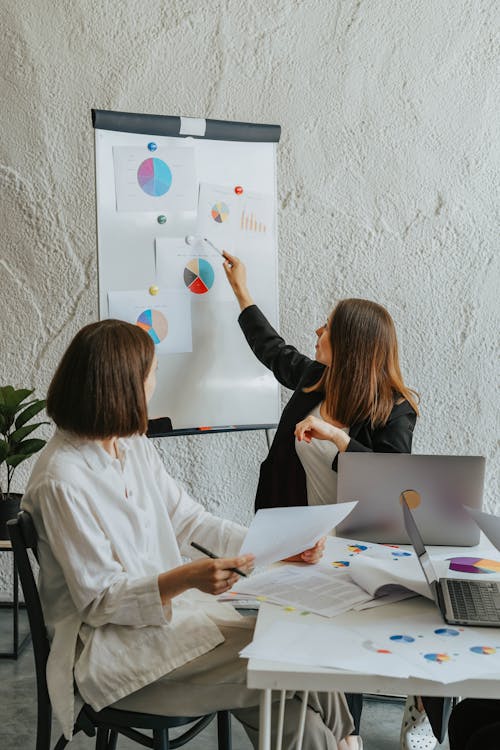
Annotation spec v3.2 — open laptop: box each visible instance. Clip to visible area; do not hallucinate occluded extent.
[402,493,500,627]
[464,507,500,552]
[337,454,485,545]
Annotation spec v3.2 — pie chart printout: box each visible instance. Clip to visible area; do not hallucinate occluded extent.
[448,557,500,574]
[470,646,496,655]
[211,201,230,223]
[424,653,451,663]
[183,258,215,295]
[137,158,172,197]
[136,309,168,344]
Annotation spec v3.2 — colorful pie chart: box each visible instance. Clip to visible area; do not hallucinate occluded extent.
[470,646,496,655]
[137,158,172,196]
[424,653,451,663]
[183,258,215,295]
[390,634,415,643]
[448,557,500,574]
[136,309,168,344]
[211,201,230,223]
[331,561,350,568]
[434,628,460,637]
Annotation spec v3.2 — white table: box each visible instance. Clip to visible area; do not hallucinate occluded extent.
[246,539,500,750]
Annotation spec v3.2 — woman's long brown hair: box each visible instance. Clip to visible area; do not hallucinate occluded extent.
[305,299,419,428]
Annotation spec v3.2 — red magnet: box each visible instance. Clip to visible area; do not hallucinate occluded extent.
[234,185,243,195]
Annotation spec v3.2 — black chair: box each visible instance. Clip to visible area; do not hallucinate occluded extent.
[8,512,232,750]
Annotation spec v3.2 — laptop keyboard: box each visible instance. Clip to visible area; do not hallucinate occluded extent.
[446,579,500,622]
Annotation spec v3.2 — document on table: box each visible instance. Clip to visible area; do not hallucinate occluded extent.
[231,563,371,617]
[242,610,500,684]
[240,620,413,678]
[239,502,357,567]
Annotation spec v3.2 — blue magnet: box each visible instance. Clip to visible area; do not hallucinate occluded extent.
[148,142,158,152]
[157,215,167,224]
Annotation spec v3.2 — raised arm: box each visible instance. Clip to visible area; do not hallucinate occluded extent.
[223,252,320,391]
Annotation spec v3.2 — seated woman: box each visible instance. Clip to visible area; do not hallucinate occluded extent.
[223,252,432,750]
[21,318,354,749]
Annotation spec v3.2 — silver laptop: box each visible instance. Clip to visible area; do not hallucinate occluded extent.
[337,454,485,545]
[402,494,500,627]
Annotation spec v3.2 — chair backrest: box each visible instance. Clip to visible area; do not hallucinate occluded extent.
[8,511,52,750]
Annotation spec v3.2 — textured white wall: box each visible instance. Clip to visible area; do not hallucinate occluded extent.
[0,0,498,595]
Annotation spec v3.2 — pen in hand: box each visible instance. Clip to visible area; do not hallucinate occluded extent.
[190,541,248,577]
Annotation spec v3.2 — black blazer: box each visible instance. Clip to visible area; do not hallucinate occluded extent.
[239,305,418,512]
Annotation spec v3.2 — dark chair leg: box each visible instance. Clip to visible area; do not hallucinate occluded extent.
[95,727,109,750]
[53,735,69,750]
[153,727,169,750]
[217,710,232,750]
[108,729,118,750]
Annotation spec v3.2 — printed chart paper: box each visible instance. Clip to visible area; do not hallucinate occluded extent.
[113,146,197,212]
[108,289,192,354]
[239,503,357,567]
[240,620,413,678]
[196,183,274,254]
[155,236,232,301]
[357,610,500,683]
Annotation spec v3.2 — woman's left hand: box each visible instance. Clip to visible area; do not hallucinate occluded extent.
[295,415,335,443]
[283,536,326,565]
[294,415,350,451]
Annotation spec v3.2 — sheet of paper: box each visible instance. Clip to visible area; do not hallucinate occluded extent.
[348,555,431,600]
[358,610,500,683]
[239,503,357,567]
[325,536,414,566]
[465,507,500,552]
[196,182,274,252]
[155,236,232,301]
[113,145,197,212]
[240,620,413,678]
[232,564,371,617]
[107,289,192,353]
[353,591,417,611]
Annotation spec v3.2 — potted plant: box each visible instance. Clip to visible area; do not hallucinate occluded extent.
[0,386,47,539]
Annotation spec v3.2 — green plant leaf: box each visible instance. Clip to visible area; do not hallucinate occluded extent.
[0,386,33,409]
[14,400,46,428]
[10,422,49,444]
[4,454,31,468]
[6,437,46,461]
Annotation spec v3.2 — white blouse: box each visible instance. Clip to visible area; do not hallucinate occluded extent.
[295,403,350,505]
[21,430,247,739]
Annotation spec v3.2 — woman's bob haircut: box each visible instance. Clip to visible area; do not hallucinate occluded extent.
[47,319,155,439]
[306,298,419,428]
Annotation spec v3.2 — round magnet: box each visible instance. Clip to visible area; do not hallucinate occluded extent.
[149,285,160,296]
[148,142,158,151]
[234,185,243,195]
[157,215,167,224]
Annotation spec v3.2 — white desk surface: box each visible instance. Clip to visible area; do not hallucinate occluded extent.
[247,537,500,699]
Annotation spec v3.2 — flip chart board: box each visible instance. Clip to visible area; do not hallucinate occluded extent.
[92,109,280,435]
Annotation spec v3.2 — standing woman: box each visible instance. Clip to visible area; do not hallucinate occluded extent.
[21,318,354,749]
[223,252,425,750]
[223,252,419,511]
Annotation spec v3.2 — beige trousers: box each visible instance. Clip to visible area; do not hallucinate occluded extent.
[113,622,354,749]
